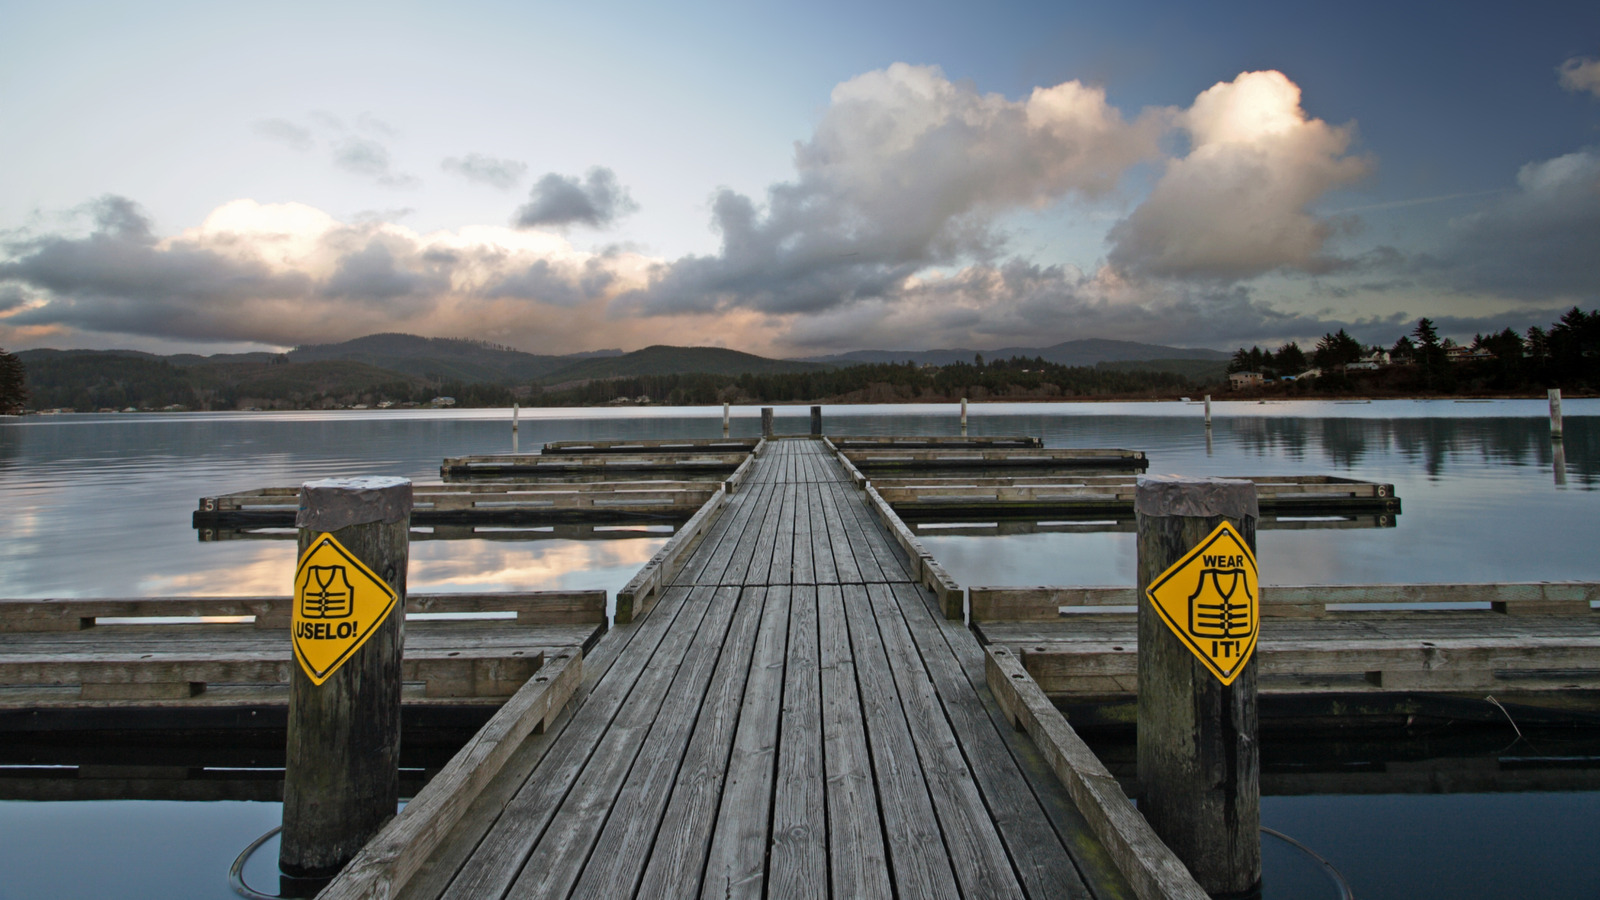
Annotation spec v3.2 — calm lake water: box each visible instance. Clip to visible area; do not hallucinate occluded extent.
[1,400,1597,898]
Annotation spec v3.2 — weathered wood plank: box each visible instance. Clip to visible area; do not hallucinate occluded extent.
[569,586,756,897]
[816,584,891,899]
[438,586,713,899]
[700,587,790,900]
[320,651,582,900]
[769,585,827,899]
[840,584,962,899]
[882,583,1092,899]
[503,584,740,898]
[985,646,1209,900]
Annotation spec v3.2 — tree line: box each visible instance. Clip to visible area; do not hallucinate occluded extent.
[1227,308,1600,394]
[529,357,1199,406]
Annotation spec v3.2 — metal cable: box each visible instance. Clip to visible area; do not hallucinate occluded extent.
[1262,825,1355,900]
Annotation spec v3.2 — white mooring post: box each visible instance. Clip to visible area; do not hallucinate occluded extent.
[1550,389,1563,440]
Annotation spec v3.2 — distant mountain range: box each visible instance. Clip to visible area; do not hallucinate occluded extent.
[802,338,1228,368]
[13,333,1227,410]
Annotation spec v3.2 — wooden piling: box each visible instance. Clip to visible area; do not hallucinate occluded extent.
[960,397,968,428]
[512,403,519,453]
[761,407,774,438]
[723,402,730,437]
[810,405,822,436]
[1134,475,1259,895]
[1550,389,1563,440]
[281,477,412,879]
[1204,396,1212,428]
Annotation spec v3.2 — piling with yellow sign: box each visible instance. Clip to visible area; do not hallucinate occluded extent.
[1135,474,1260,895]
[281,476,412,880]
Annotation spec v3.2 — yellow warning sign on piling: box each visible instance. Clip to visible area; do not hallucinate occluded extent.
[1145,521,1258,686]
[291,533,398,686]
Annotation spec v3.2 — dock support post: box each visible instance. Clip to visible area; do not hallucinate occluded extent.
[961,397,968,435]
[761,407,773,438]
[1204,395,1212,428]
[1550,389,1563,440]
[723,402,730,437]
[281,477,411,879]
[1135,476,1259,895]
[512,402,519,453]
[810,405,822,436]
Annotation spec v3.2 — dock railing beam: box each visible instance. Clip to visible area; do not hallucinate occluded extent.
[280,477,412,880]
[1135,475,1260,895]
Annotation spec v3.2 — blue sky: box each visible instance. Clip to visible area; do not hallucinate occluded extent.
[2,0,1596,356]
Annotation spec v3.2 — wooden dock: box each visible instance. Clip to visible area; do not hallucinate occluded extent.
[195,481,719,528]
[0,593,604,728]
[324,438,1149,900]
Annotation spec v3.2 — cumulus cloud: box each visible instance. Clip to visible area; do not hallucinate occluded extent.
[0,195,666,349]
[514,168,638,228]
[1108,70,1371,280]
[620,62,1160,317]
[442,153,529,190]
[1560,56,1600,97]
[1420,148,1600,298]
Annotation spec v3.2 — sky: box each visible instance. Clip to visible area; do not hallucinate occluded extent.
[1,0,1597,358]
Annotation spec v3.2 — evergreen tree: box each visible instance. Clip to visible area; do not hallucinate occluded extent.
[1275,342,1307,374]
[0,348,26,414]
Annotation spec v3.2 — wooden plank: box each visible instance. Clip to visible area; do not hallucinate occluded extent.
[616,490,728,621]
[985,646,1209,900]
[769,585,827,899]
[320,651,582,900]
[744,480,788,587]
[816,482,868,583]
[502,584,740,898]
[896,587,1135,900]
[815,584,891,899]
[719,483,783,587]
[882,583,1091,899]
[701,587,790,900]
[767,483,798,586]
[396,585,666,900]
[807,482,839,586]
[570,585,758,897]
[791,483,816,586]
[438,585,712,899]
[836,483,919,584]
[840,584,962,899]
[673,481,770,586]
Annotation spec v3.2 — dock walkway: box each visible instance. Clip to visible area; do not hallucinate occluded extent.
[390,438,1128,900]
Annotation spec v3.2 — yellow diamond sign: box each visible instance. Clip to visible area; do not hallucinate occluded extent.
[1145,521,1258,686]
[292,533,399,686]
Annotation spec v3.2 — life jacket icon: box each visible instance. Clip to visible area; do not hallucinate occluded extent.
[301,565,355,619]
[1187,568,1254,640]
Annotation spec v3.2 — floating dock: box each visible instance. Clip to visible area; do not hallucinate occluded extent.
[0,592,603,729]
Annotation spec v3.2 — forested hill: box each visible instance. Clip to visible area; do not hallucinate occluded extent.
[13,335,1222,411]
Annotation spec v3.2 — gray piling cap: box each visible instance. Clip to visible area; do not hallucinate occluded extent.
[1134,474,1258,520]
[296,476,414,531]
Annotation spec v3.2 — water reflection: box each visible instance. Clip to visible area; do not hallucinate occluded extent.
[0,403,1594,599]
